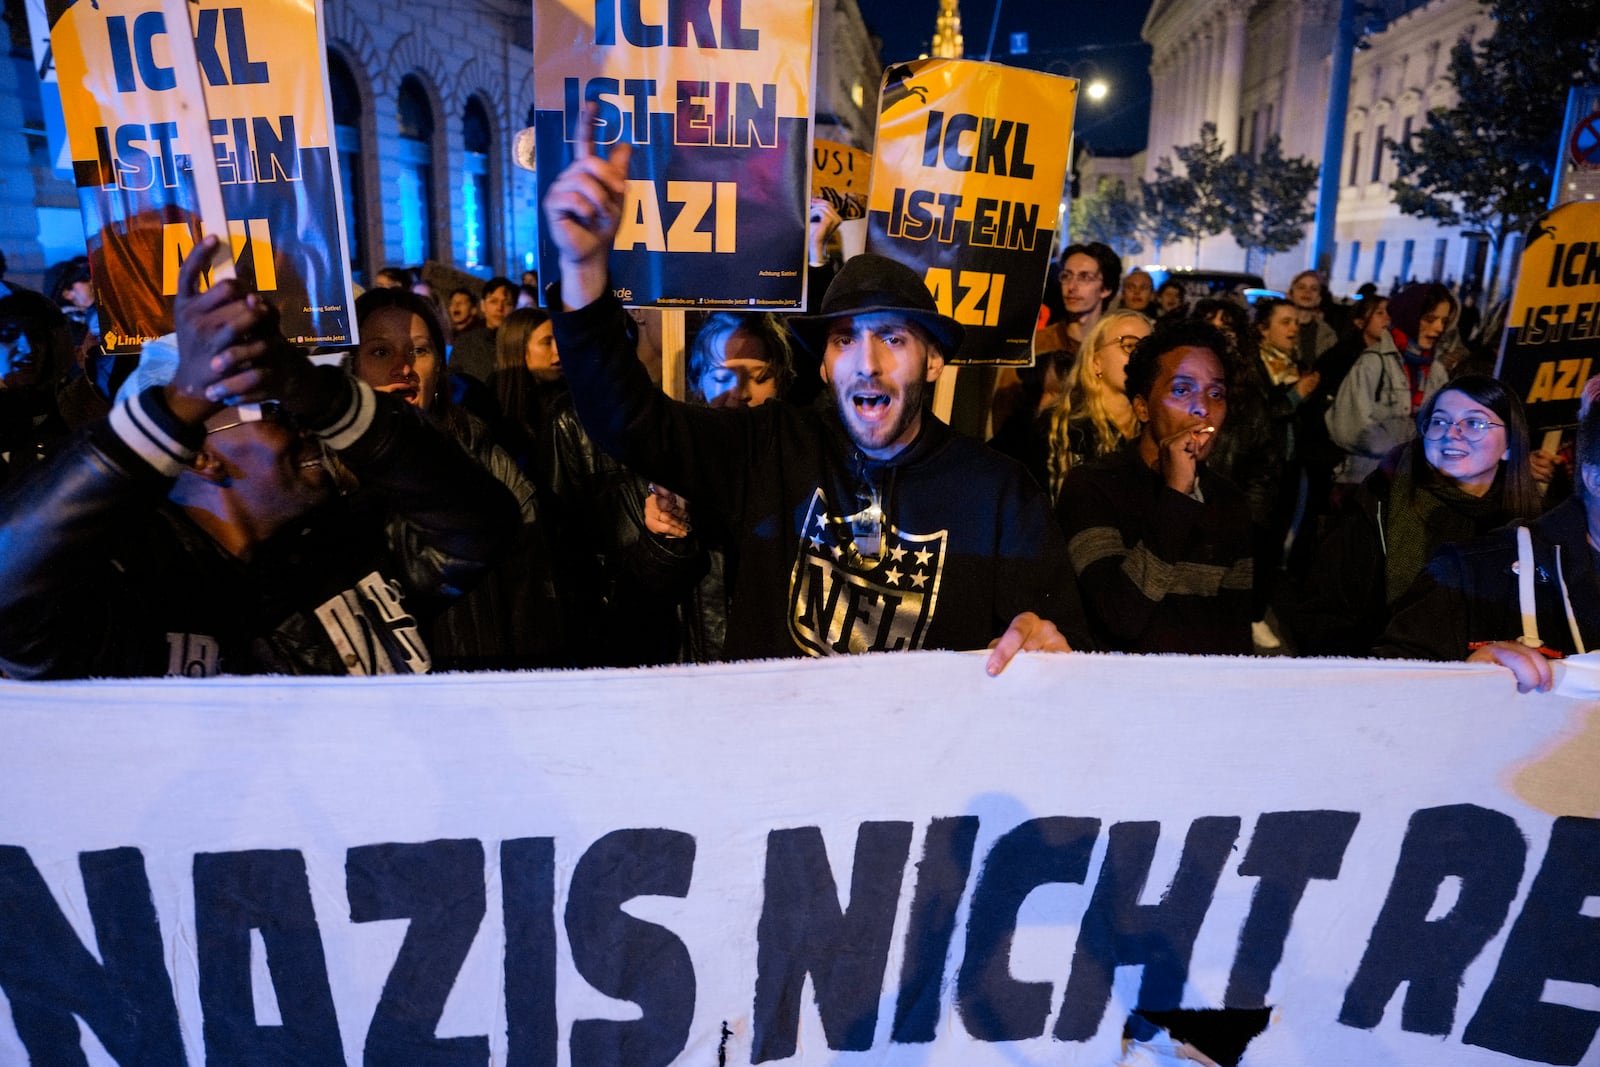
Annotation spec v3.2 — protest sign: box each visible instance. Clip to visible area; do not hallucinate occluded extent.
[531,0,816,310]
[0,651,1596,1066]
[48,0,356,353]
[1494,201,1600,436]
[865,59,1075,365]
[810,138,870,221]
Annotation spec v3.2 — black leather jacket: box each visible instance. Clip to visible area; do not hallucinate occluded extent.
[491,369,681,667]
[0,373,520,679]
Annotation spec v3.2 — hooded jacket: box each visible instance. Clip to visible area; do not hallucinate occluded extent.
[1326,326,1449,484]
[1292,445,1522,656]
[552,293,1091,658]
[1377,495,1598,661]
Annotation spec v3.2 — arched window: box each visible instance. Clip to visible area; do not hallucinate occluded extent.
[397,75,436,264]
[327,50,367,284]
[462,96,493,271]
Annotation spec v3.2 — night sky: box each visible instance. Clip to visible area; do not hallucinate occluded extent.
[852,0,1155,155]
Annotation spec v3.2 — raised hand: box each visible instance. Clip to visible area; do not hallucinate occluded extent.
[167,236,274,424]
[1156,423,1214,496]
[543,103,634,308]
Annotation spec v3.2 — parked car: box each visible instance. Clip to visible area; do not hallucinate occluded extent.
[1142,266,1267,305]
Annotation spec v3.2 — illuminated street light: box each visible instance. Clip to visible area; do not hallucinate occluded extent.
[1087,79,1109,102]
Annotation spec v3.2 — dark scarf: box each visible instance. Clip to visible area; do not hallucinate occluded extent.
[1383,443,1503,603]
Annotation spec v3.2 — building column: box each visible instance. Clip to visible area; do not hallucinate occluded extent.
[1214,2,1248,150]
[1150,49,1174,164]
[1198,27,1219,137]
[1180,38,1201,144]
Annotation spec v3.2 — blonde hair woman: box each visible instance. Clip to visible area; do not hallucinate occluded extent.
[1045,308,1152,499]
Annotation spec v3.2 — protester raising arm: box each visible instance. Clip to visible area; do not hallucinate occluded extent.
[542,108,1075,671]
[0,239,518,679]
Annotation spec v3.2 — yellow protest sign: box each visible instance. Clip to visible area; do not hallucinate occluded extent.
[49,0,355,352]
[865,59,1076,365]
[532,0,817,309]
[1496,202,1600,433]
[811,139,871,220]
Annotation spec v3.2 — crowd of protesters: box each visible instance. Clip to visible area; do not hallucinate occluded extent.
[0,153,1592,691]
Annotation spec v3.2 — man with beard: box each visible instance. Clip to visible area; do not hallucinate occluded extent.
[541,120,1087,671]
[0,238,519,679]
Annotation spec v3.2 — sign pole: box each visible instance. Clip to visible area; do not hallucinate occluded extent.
[159,0,235,282]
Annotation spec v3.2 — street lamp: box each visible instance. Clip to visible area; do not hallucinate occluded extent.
[1086,79,1109,102]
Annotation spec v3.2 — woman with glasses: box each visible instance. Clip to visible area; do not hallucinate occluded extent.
[1291,374,1544,656]
[1028,309,1152,500]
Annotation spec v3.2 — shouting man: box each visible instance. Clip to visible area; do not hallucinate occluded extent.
[541,117,1088,672]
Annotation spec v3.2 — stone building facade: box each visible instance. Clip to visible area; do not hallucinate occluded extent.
[1141,0,1503,293]
[0,0,879,293]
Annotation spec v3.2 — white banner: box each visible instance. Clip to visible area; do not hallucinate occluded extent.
[0,652,1597,1066]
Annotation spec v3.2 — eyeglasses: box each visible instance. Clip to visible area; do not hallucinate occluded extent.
[1098,334,1143,355]
[1060,270,1102,285]
[1423,415,1503,442]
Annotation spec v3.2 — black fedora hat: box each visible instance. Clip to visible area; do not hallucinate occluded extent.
[792,254,964,357]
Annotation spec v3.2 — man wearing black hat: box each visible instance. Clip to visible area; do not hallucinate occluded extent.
[542,123,1088,672]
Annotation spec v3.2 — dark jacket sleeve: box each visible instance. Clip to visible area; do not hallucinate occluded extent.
[996,466,1094,651]
[1374,543,1478,661]
[1290,494,1389,656]
[551,292,766,529]
[312,372,522,601]
[0,387,202,677]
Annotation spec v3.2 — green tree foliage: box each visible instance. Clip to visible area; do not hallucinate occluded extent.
[1070,178,1145,259]
[1222,135,1319,272]
[1169,122,1233,264]
[1138,162,1193,263]
[1388,0,1600,300]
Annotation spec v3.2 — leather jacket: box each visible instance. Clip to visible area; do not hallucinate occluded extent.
[0,373,520,678]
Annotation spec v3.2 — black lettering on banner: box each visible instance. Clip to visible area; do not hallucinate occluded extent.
[1054,817,1241,1042]
[885,187,961,243]
[955,816,1100,1042]
[1545,242,1600,288]
[752,822,914,1061]
[503,838,558,1067]
[1525,356,1596,403]
[592,0,757,50]
[918,110,1036,178]
[892,816,981,1043]
[1464,816,1600,1065]
[565,829,696,1067]
[194,849,343,1063]
[1338,804,1526,1035]
[0,847,186,1064]
[346,839,489,1065]
[106,7,269,93]
[1225,810,1362,1008]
